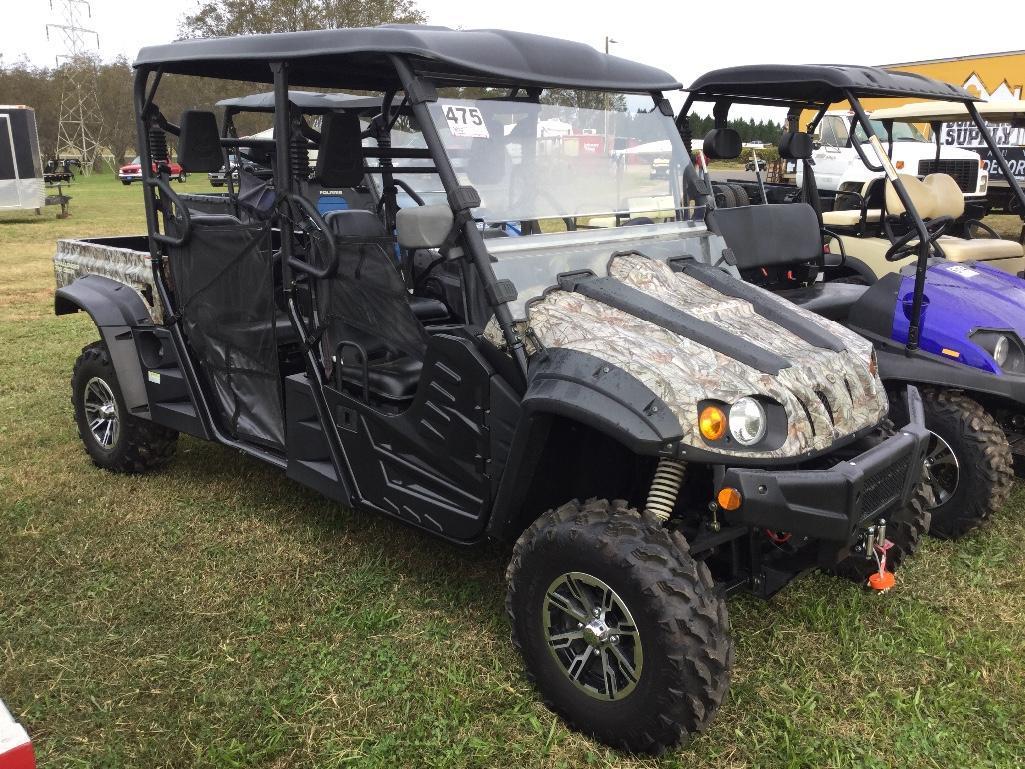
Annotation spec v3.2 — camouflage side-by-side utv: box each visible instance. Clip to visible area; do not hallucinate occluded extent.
[53,27,929,753]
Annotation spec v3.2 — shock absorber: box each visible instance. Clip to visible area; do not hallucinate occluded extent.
[645,458,686,521]
[148,126,169,166]
[289,121,310,180]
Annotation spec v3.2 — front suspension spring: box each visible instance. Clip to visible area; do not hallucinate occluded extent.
[645,458,687,521]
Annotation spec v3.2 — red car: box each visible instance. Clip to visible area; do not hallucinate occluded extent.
[118,156,186,185]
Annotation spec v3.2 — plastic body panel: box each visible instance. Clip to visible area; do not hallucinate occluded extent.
[723,404,928,542]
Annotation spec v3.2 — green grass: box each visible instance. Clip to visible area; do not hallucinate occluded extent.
[4,175,1025,768]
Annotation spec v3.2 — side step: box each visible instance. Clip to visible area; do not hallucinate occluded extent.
[284,373,352,505]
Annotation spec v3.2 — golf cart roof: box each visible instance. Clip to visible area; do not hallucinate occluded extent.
[870,99,1025,123]
[135,25,681,93]
[686,64,976,107]
[216,90,384,114]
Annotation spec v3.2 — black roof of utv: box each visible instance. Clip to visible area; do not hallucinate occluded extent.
[687,64,976,106]
[135,25,681,92]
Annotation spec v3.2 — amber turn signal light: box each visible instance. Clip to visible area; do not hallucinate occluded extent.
[699,405,726,441]
[717,487,742,511]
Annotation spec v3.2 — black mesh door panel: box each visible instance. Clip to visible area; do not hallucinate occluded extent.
[170,220,285,447]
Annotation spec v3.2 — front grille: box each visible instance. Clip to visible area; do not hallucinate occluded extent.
[861,455,910,516]
[917,159,979,193]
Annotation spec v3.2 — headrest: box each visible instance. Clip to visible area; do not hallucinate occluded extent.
[702,129,741,160]
[777,131,814,161]
[923,173,965,219]
[316,111,365,188]
[884,173,964,220]
[178,110,223,173]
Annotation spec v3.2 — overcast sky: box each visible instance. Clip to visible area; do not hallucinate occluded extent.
[3,0,1021,118]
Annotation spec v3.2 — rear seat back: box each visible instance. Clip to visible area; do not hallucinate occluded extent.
[708,202,822,270]
[885,173,964,220]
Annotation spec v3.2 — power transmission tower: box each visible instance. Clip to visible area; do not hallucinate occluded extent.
[46,0,105,173]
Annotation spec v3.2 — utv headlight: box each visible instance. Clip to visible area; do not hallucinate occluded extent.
[728,397,766,446]
[993,335,1009,366]
[971,330,1025,372]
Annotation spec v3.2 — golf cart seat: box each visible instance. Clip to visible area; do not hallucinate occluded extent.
[708,202,868,322]
[885,173,1024,263]
[821,178,883,228]
[821,179,885,229]
[821,208,883,228]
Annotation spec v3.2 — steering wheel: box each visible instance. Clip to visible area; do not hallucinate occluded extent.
[884,216,953,262]
[964,219,1001,240]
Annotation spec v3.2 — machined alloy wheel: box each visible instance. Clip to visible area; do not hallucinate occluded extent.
[543,571,642,701]
[507,499,732,754]
[916,389,1013,538]
[82,376,120,449]
[72,341,178,473]
[921,430,959,508]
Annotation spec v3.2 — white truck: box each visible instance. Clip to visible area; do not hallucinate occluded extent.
[796,110,988,206]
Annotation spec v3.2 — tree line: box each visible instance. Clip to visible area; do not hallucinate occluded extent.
[0,0,428,167]
[685,113,785,145]
[0,0,772,166]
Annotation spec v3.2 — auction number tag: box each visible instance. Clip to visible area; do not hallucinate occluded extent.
[440,104,489,138]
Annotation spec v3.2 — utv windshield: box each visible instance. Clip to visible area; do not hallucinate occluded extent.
[854,119,928,144]
[426,97,693,222]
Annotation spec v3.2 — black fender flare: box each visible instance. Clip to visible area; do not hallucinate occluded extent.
[55,275,155,415]
[55,274,154,326]
[486,348,683,541]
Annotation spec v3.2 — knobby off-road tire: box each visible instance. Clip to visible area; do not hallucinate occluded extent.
[72,341,178,473]
[831,485,931,584]
[919,388,1013,539]
[506,499,732,754]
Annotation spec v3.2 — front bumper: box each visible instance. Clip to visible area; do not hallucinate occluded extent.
[118,173,142,182]
[720,386,929,543]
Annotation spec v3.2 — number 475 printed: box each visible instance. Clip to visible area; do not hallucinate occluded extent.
[441,104,490,138]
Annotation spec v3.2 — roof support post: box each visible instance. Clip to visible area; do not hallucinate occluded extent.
[847,91,930,354]
[270,59,357,496]
[389,54,528,384]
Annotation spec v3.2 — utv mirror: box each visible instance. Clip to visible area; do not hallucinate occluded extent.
[812,137,822,151]
[396,205,455,249]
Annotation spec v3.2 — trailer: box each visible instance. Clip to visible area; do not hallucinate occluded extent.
[0,106,45,213]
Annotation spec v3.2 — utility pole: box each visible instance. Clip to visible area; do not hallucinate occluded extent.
[46,0,104,173]
[603,36,619,152]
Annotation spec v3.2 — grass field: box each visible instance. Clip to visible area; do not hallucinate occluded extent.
[3,175,1025,768]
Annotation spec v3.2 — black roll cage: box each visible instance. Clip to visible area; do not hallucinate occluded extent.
[679,85,1025,357]
[132,53,673,481]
